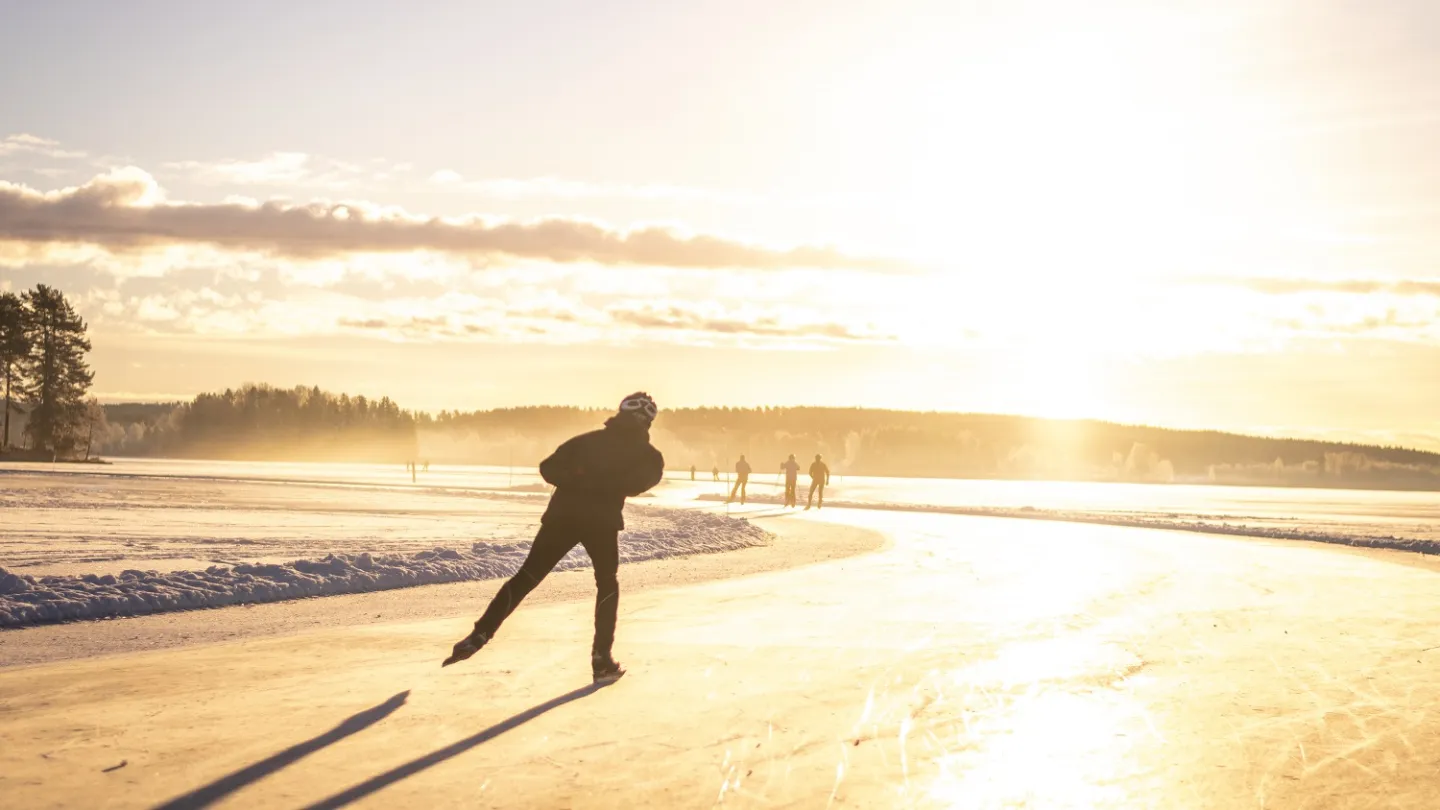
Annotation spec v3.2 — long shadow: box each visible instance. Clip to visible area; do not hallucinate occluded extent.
[301,681,613,810]
[151,691,410,810]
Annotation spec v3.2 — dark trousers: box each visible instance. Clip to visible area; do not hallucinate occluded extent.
[783,479,797,507]
[472,522,620,658]
[807,479,825,508]
[729,477,748,503]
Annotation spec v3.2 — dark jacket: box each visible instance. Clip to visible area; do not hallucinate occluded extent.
[809,460,830,482]
[539,416,665,531]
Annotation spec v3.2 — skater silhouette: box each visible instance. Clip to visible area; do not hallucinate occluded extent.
[729,455,752,504]
[780,454,800,508]
[806,454,830,510]
[443,392,664,683]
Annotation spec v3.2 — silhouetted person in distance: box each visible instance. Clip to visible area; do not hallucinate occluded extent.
[443,392,663,683]
[806,454,830,510]
[780,454,800,508]
[690,465,696,481]
[712,465,720,482]
[729,455,752,505]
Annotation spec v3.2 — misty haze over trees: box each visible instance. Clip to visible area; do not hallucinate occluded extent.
[94,385,1440,491]
[96,386,417,464]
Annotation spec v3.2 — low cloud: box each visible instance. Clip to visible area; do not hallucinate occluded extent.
[0,133,87,160]
[1199,276,1440,297]
[1276,308,1437,338]
[0,169,906,272]
[609,305,888,341]
[163,152,400,189]
[165,152,317,185]
[427,170,758,205]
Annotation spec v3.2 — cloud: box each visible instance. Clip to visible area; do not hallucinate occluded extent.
[427,170,760,205]
[163,152,384,189]
[1275,308,1438,338]
[1197,276,1440,297]
[425,169,877,211]
[0,169,905,271]
[0,134,87,160]
[608,305,889,342]
[165,152,315,185]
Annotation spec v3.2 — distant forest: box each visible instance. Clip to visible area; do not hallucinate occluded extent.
[93,383,1440,490]
[97,386,416,464]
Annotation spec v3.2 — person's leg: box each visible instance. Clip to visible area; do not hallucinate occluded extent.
[740,478,747,504]
[728,479,740,501]
[471,524,576,640]
[579,531,621,662]
[818,481,825,508]
[806,480,818,508]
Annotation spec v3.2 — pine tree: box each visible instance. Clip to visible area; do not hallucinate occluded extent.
[0,292,28,451]
[20,285,94,456]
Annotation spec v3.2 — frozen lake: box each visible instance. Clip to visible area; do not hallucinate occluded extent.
[5,456,1437,551]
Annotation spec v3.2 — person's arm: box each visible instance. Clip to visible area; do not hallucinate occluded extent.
[616,446,665,497]
[539,437,586,489]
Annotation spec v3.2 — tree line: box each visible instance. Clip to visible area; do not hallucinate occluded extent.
[101,398,1440,490]
[98,384,418,463]
[0,285,98,459]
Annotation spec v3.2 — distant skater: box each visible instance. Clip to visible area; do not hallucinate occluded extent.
[712,465,720,482]
[690,465,696,481]
[805,454,830,510]
[729,455,752,504]
[443,392,664,683]
[780,454,800,508]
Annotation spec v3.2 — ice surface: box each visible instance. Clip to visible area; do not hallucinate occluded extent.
[0,507,770,628]
[698,493,1440,555]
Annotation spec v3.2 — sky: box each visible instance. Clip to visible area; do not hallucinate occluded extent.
[2,0,1440,449]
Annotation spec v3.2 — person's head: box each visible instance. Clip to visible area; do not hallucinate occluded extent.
[740,454,746,461]
[617,391,658,427]
[815,454,823,461]
[788,454,795,460]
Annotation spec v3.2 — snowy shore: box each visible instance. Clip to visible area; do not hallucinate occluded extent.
[0,508,770,628]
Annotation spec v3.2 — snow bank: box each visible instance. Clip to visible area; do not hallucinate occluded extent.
[0,509,770,628]
[699,493,1440,556]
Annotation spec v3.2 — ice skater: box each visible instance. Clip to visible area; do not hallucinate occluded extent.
[780,453,800,508]
[729,455,752,505]
[443,392,664,683]
[805,453,830,510]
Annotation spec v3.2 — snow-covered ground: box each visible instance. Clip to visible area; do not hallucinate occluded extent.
[0,471,769,628]
[0,510,768,628]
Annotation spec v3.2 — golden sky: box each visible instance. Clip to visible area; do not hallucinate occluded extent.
[2,0,1439,449]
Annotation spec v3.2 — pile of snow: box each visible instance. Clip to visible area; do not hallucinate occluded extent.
[699,493,1440,556]
[0,508,770,628]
